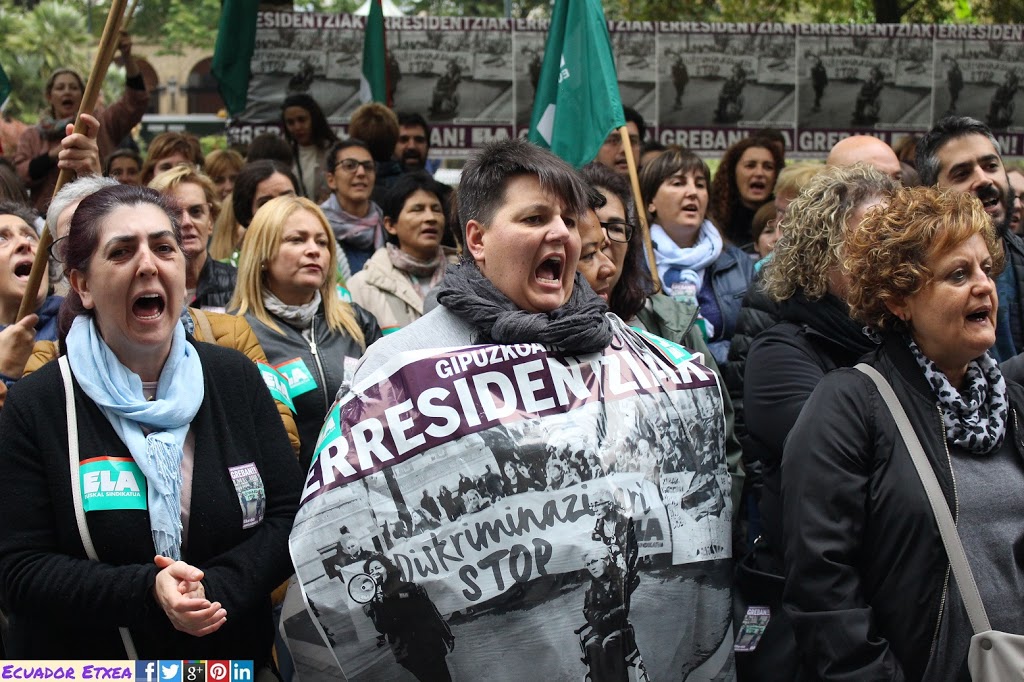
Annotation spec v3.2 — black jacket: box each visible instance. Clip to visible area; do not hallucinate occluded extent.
[246,304,382,470]
[745,292,874,560]
[0,340,302,661]
[781,334,1024,681]
[194,257,237,310]
[722,273,780,496]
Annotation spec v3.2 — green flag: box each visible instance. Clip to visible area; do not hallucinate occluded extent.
[360,0,387,103]
[528,0,625,168]
[212,0,258,116]
[0,62,10,112]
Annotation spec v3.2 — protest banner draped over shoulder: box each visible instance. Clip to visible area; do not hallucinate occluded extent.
[285,318,735,680]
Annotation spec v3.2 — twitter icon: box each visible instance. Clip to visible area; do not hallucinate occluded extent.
[160,662,182,682]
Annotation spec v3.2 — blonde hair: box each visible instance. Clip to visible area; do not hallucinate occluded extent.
[147,165,220,222]
[774,161,824,199]
[209,196,240,261]
[845,186,1004,332]
[232,195,365,346]
[762,164,898,302]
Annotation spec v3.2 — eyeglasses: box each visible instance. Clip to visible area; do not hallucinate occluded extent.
[600,221,635,243]
[334,159,376,174]
[48,235,67,262]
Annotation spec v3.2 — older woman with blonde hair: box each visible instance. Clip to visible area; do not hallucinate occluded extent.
[149,166,235,311]
[782,186,1024,680]
[232,195,381,468]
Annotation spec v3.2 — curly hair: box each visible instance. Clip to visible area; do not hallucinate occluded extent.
[708,137,783,245]
[762,164,898,303]
[845,186,1004,332]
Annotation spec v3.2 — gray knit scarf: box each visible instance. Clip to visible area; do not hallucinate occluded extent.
[436,261,613,354]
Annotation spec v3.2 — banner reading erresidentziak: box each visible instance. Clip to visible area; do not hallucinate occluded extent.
[285,318,735,680]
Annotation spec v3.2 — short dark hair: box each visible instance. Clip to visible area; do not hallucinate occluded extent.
[640,146,711,224]
[457,139,590,249]
[59,185,181,340]
[0,200,39,229]
[232,160,299,227]
[281,93,339,149]
[326,139,373,173]
[380,172,446,246]
[380,171,445,224]
[917,116,1002,187]
[580,163,652,321]
[103,148,143,177]
[246,133,294,167]
[623,106,646,142]
[397,111,431,139]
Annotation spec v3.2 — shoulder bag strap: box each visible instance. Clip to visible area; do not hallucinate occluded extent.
[59,356,139,659]
[855,363,992,634]
[191,308,214,343]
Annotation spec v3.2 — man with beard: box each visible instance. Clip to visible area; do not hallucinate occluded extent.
[392,112,456,246]
[917,116,1022,361]
[394,113,431,173]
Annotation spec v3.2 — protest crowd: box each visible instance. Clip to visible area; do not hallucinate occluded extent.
[1,14,1024,682]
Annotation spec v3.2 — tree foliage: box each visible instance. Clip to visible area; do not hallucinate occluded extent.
[0,0,124,120]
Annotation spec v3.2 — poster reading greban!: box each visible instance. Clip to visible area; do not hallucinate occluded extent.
[285,321,735,680]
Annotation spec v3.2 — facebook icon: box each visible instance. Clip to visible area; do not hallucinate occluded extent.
[135,661,159,682]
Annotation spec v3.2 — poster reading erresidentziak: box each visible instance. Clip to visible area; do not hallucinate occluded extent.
[284,319,735,680]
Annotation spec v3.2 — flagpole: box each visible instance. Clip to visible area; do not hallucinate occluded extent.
[17,0,129,322]
[619,126,660,293]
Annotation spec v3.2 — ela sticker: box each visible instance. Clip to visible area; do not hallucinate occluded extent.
[258,362,296,412]
[228,462,266,529]
[274,357,318,398]
[79,457,147,512]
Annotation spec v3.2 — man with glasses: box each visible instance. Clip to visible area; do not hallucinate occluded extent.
[320,139,385,274]
[593,107,646,176]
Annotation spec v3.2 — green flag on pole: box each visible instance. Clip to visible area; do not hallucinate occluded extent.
[360,0,387,103]
[528,0,625,168]
[211,0,258,116]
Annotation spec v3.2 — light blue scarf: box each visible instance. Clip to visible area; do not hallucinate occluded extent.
[650,219,723,296]
[66,316,204,560]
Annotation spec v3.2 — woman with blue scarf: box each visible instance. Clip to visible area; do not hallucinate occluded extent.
[639,147,754,364]
[0,185,302,664]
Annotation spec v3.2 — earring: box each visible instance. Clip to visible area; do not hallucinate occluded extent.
[260,263,267,271]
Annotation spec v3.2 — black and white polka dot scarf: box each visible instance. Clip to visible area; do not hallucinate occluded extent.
[908,338,1007,455]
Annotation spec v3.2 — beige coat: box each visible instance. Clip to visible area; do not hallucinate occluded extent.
[347,247,457,334]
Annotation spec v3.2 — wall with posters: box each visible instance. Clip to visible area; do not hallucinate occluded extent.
[230,12,1024,157]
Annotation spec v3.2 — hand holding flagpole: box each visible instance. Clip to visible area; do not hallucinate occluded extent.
[619,127,661,293]
[17,0,129,322]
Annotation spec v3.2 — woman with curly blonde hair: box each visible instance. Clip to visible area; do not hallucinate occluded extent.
[737,164,896,679]
[782,186,1024,680]
[708,136,783,248]
[232,195,381,468]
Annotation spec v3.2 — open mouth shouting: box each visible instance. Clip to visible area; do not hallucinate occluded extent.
[976,184,1004,220]
[747,179,769,199]
[536,255,564,287]
[132,293,166,321]
[966,305,993,326]
[13,258,33,282]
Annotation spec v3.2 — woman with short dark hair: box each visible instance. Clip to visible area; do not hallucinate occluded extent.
[0,184,301,662]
